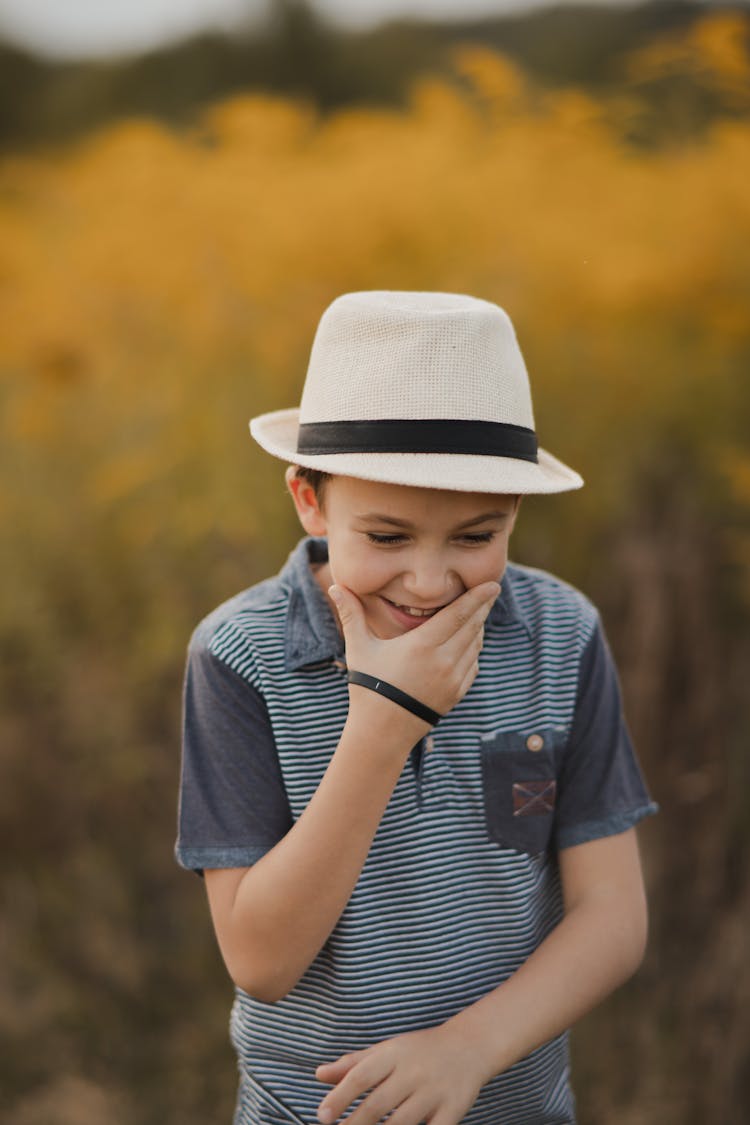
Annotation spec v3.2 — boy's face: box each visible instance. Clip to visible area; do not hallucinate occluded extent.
[287,471,521,640]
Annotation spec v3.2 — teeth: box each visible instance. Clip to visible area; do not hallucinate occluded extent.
[394,603,438,617]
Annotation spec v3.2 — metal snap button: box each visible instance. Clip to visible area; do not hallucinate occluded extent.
[526,733,544,752]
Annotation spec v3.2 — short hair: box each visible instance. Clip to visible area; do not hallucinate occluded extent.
[290,465,332,502]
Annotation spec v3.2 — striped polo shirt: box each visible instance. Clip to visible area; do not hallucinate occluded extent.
[176,536,657,1125]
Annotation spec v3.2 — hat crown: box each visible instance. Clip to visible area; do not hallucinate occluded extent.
[299,290,535,428]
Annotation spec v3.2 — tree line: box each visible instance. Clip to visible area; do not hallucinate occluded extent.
[1,0,748,152]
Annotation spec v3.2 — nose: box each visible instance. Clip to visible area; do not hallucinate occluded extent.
[401,550,459,607]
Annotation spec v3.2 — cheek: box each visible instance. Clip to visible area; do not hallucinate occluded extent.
[329,539,393,593]
[462,544,509,585]
[355,553,398,595]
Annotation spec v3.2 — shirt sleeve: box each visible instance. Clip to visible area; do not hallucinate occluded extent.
[554,614,659,850]
[175,636,293,876]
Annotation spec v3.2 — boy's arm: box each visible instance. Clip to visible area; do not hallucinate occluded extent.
[438,825,648,1078]
[204,580,499,1004]
[313,826,648,1124]
[204,697,424,1003]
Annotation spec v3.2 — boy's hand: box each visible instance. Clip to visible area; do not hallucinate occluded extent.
[330,580,500,733]
[314,1023,486,1125]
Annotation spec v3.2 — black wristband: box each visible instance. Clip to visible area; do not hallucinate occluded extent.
[346,670,442,727]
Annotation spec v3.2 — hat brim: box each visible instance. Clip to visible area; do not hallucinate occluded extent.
[250,408,583,495]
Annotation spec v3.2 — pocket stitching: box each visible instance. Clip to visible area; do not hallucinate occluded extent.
[480,729,563,855]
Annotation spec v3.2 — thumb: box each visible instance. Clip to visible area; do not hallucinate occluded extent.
[328,584,366,638]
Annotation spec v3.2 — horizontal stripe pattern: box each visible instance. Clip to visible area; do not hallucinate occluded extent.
[207,549,598,1124]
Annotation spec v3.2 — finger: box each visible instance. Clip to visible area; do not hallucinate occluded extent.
[456,656,480,700]
[316,1049,368,1085]
[317,1055,393,1124]
[315,1058,355,1084]
[425,1104,465,1125]
[387,1091,435,1125]
[443,643,481,702]
[451,629,484,685]
[436,601,492,666]
[328,585,370,643]
[419,581,499,647]
[337,1073,412,1125]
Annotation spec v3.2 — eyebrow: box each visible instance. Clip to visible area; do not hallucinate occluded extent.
[356,510,511,531]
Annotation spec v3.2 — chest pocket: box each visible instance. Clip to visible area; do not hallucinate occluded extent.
[479,727,565,856]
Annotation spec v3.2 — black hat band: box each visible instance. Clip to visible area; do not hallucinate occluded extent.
[296,419,538,462]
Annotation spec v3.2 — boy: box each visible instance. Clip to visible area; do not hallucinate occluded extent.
[176,291,658,1125]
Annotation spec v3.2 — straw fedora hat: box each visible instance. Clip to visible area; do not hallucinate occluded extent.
[250,290,583,494]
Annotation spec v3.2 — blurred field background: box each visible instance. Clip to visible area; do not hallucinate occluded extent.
[2,1,749,1122]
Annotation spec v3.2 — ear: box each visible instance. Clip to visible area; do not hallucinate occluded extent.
[285,466,328,536]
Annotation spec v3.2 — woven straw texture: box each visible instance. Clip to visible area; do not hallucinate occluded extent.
[250,291,583,495]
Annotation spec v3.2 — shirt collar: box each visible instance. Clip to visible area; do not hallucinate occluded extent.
[280,537,344,671]
[489,562,531,636]
[280,536,531,672]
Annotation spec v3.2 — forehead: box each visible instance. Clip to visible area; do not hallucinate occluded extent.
[323,474,517,521]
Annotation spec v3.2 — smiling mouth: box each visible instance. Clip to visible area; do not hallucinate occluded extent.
[383,598,446,618]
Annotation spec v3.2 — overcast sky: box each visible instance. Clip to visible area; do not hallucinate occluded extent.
[0,0,637,59]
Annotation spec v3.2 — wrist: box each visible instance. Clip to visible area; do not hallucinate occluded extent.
[347,670,443,728]
[344,688,431,755]
[438,996,514,1086]
[432,1012,502,1091]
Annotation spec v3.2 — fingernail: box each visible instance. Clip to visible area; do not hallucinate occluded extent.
[318,1109,333,1123]
[328,585,342,606]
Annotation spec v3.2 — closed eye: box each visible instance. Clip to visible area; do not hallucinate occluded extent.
[364,531,497,546]
[365,532,407,545]
[459,532,496,544]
